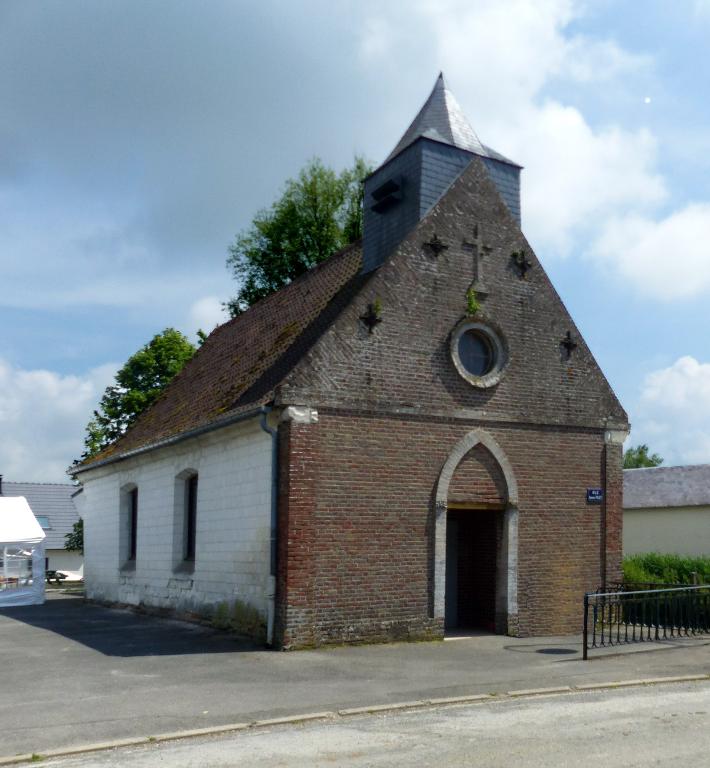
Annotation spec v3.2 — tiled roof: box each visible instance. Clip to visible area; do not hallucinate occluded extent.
[78,242,363,470]
[624,464,710,509]
[385,73,520,168]
[0,482,79,548]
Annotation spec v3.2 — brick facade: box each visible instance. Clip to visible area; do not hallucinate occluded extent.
[274,412,618,647]
[448,443,507,507]
[273,154,628,648]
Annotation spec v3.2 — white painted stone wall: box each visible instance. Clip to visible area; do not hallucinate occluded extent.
[80,418,273,618]
[624,506,710,557]
[46,549,83,573]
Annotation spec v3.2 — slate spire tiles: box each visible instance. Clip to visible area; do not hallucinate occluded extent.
[364,73,522,273]
[386,73,486,163]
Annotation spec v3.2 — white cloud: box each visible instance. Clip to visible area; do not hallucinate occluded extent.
[364,0,710,300]
[509,103,665,253]
[630,356,710,465]
[591,203,710,299]
[0,359,116,482]
[359,0,662,256]
[359,16,392,62]
[416,0,572,106]
[562,36,651,82]
[0,194,227,313]
[187,296,228,335]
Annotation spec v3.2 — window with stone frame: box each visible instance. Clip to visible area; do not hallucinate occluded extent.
[173,470,198,572]
[184,473,198,562]
[119,484,138,568]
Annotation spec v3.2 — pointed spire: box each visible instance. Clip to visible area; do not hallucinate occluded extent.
[385,73,487,162]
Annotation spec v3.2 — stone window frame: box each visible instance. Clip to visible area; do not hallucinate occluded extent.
[119,483,138,572]
[450,319,508,389]
[173,469,199,574]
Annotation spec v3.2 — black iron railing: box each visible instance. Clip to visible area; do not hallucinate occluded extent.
[583,584,710,659]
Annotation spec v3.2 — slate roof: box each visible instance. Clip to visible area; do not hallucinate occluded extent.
[0,482,79,548]
[77,241,364,470]
[624,465,710,509]
[385,73,520,167]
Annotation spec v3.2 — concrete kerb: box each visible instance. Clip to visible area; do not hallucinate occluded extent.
[2,674,709,766]
[507,686,573,697]
[574,674,709,691]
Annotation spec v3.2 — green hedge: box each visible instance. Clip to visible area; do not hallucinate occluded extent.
[623,553,710,585]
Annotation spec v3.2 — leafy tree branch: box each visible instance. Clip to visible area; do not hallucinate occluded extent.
[225,156,371,316]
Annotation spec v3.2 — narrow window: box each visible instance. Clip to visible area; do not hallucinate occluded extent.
[128,487,138,561]
[184,474,198,562]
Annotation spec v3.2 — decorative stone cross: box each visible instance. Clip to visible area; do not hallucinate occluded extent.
[461,223,491,294]
[511,249,533,279]
[424,234,449,257]
[561,331,578,359]
[359,303,382,334]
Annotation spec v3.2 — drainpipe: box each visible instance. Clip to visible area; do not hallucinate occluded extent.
[260,407,279,646]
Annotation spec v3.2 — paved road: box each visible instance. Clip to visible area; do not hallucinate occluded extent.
[35,681,710,767]
[1,596,709,757]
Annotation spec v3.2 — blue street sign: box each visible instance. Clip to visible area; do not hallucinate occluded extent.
[586,488,604,504]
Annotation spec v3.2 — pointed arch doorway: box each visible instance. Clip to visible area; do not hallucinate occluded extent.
[434,429,519,635]
[444,502,506,632]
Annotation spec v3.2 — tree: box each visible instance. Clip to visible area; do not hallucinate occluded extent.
[623,444,664,469]
[225,156,372,316]
[64,519,83,553]
[80,328,196,460]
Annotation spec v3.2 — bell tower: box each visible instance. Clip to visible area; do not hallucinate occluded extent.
[362,74,522,274]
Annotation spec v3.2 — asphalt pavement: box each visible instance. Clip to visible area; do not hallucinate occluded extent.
[1,595,708,758]
[27,680,710,768]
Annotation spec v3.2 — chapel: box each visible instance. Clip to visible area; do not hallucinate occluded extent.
[75,75,629,648]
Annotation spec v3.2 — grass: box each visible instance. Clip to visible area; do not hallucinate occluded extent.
[622,553,710,585]
[210,599,267,642]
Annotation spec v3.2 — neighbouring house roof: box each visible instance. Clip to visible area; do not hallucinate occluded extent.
[0,482,78,548]
[76,241,364,472]
[623,464,710,509]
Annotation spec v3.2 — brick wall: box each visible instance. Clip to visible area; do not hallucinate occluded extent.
[273,152,627,648]
[279,155,627,432]
[448,443,507,506]
[604,439,624,584]
[275,411,612,648]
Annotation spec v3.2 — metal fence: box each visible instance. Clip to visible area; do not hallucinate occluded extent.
[583,584,710,660]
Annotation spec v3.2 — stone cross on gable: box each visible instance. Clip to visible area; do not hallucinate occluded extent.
[461,223,491,295]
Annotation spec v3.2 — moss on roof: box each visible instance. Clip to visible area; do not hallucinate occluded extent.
[80,242,362,469]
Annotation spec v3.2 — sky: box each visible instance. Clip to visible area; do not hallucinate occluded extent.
[1,0,710,481]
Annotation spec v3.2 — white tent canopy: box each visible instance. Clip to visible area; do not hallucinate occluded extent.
[0,496,46,607]
[0,497,46,545]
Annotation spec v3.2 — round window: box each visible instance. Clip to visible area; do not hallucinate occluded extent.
[458,330,494,377]
[450,320,507,388]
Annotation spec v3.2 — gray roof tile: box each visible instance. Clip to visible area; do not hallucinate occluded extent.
[385,73,520,167]
[0,482,79,548]
[623,465,710,509]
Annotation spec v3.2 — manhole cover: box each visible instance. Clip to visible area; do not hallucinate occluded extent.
[535,647,576,655]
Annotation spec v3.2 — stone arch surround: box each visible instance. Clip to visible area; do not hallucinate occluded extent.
[434,429,519,633]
